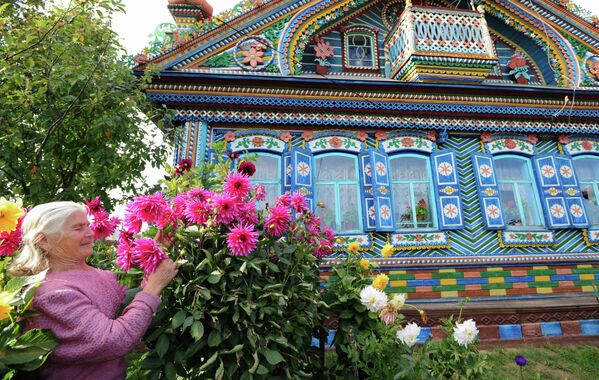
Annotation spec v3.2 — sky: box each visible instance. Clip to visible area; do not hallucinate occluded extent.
[113,0,599,55]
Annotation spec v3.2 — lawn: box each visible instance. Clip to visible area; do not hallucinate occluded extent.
[485,344,599,380]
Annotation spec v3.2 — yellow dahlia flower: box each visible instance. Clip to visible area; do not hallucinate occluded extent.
[0,197,25,233]
[0,291,14,321]
[372,273,389,291]
[347,242,360,253]
[359,258,370,269]
[381,243,393,258]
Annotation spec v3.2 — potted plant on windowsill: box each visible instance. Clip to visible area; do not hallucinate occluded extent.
[416,198,428,221]
[313,37,334,75]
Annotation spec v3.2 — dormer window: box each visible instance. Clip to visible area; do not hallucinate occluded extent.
[342,27,379,71]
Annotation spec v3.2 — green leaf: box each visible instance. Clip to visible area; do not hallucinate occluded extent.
[190,321,204,341]
[207,329,221,347]
[1,347,50,365]
[156,334,169,359]
[283,245,296,253]
[198,351,218,371]
[208,270,222,284]
[222,344,244,354]
[256,364,269,375]
[171,310,186,329]
[13,329,57,351]
[3,270,47,293]
[165,362,177,380]
[263,349,285,365]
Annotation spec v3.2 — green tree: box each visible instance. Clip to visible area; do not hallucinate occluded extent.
[0,0,172,210]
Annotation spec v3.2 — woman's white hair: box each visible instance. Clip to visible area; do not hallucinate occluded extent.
[8,201,87,277]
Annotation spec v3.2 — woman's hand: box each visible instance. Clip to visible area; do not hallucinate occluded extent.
[143,258,178,297]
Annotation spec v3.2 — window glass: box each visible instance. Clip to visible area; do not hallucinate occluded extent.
[251,155,280,208]
[573,156,599,226]
[314,154,361,233]
[346,33,375,68]
[495,156,543,228]
[390,155,436,230]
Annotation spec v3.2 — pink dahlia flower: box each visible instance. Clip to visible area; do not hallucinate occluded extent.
[156,206,177,229]
[276,192,291,208]
[90,210,120,240]
[116,231,135,271]
[185,188,214,203]
[123,206,142,234]
[213,193,237,224]
[264,205,291,237]
[254,184,267,201]
[0,217,23,256]
[84,196,103,215]
[128,193,169,224]
[184,199,211,226]
[226,223,259,256]
[131,237,167,273]
[290,192,307,213]
[237,201,259,225]
[223,172,251,199]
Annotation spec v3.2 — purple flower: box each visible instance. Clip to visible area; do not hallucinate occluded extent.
[514,355,526,367]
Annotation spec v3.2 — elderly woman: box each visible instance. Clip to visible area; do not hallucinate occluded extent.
[8,201,177,380]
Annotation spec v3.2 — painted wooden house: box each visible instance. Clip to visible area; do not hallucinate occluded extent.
[136,0,599,342]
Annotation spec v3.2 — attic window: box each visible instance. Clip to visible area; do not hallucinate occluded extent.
[342,27,379,71]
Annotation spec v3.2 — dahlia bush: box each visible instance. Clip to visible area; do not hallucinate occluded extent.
[113,143,334,379]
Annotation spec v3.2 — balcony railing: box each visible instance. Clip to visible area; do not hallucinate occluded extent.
[385,3,498,82]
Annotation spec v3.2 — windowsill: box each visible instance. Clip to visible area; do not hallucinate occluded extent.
[332,233,373,252]
[504,226,547,231]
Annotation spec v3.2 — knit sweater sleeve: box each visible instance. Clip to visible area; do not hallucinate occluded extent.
[33,288,161,363]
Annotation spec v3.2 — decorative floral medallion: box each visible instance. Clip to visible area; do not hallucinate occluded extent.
[487,137,534,155]
[390,231,449,250]
[382,135,434,153]
[234,36,274,71]
[230,134,286,152]
[564,139,599,155]
[500,230,555,247]
[308,136,361,152]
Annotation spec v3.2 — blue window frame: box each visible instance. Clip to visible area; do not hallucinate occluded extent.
[573,155,599,227]
[495,155,544,228]
[251,154,281,209]
[314,153,362,233]
[389,154,438,230]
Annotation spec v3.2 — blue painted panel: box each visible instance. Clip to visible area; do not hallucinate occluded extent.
[457,278,488,285]
[310,329,336,348]
[432,149,464,230]
[580,320,599,335]
[407,279,441,287]
[282,151,291,194]
[290,148,315,210]
[541,322,563,337]
[417,327,432,344]
[498,324,523,340]
[534,154,571,229]
[369,148,395,231]
[359,151,376,231]
[555,154,590,228]
[471,152,506,230]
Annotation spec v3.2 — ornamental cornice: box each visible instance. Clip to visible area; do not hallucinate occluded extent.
[147,84,599,108]
[172,109,599,134]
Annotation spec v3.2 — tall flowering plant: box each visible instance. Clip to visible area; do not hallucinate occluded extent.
[0,198,58,378]
[114,142,335,379]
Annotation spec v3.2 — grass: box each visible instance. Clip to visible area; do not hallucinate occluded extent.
[484,344,599,380]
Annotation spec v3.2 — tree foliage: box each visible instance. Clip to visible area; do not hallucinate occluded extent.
[0,0,171,210]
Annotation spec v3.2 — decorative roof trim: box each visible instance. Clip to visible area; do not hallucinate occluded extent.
[170,109,599,135]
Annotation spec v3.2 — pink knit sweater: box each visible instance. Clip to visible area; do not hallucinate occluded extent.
[30,268,161,380]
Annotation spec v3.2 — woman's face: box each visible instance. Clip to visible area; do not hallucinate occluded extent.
[51,210,94,260]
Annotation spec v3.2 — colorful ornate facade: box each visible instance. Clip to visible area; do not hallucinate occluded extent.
[137,0,599,339]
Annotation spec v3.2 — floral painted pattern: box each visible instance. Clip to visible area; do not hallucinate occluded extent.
[230,135,285,152]
[479,164,492,178]
[390,231,449,248]
[379,205,391,220]
[541,165,555,178]
[502,230,554,245]
[550,204,565,218]
[384,136,433,153]
[570,204,584,218]
[486,204,500,219]
[488,138,534,155]
[297,162,310,177]
[375,162,387,177]
[443,203,459,218]
[309,136,361,152]
[438,162,453,176]
[565,139,599,155]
